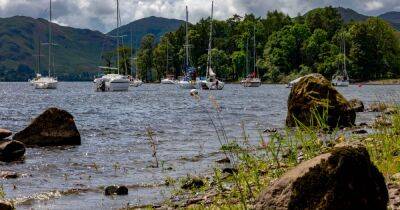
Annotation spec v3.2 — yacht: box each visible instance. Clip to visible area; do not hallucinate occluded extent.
[332,33,349,87]
[199,1,225,90]
[94,0,129,92]
[161,75,176,84]
[178,6,197,89]
[241,25,261,88]
[33,0,58,89]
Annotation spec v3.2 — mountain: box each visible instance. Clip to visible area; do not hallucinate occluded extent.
[379,11,400,31]
[108,16,185,49]
[336,7,368,22]
[335,7,400,30]
[0,16,114,81]
[0,16,185,81]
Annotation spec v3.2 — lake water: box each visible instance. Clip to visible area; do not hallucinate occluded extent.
[0,83,399,209]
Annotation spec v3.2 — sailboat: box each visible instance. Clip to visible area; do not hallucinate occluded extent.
[29,37,43,86]
[33,0,58,89]
[241,25,261,87]
[199,1,224,90]
[161,39,176,84]
[332,33,349,87]
[129,25,143,87]
[178,6,197,89]
[94,0,130,92]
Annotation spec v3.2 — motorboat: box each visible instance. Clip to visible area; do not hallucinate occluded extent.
[33,76,58,89]
[94,74,130,92]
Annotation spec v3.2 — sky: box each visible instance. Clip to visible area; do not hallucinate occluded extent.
[0,0,399,33]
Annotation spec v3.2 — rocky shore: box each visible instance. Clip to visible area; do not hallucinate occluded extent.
[130,74,400,209]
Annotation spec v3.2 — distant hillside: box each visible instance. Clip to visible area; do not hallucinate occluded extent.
[0,16,184,81]
[379,11,400,31]
[335,7,400,30]
[108,16,185,49]
[0,16,114,81]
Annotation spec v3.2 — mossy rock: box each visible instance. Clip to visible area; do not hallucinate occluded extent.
[255,144,388,210]
[286,74,355,128]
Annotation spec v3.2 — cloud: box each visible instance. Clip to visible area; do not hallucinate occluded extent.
[0,0,398,32]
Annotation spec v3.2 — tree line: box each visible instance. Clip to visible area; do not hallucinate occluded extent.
[105,7,400,83]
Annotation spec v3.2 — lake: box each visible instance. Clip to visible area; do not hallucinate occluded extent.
[0,82,398,209]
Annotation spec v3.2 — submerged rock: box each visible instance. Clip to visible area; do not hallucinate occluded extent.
[0,129,12,139]
[349,99,365,112]
[0,171,19,179]
[104,185,128,196]
[286,74,355,128]
[255,144,388,210]
[13,108,81,147]
[368,102,391,112]
[181,176,205,190]
[0,140,25,162]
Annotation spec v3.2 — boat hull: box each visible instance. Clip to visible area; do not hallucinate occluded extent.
[161,79,176,84]
[200,80,224,90]
[332,80,350,87]
[241,78,261,87]
[94,74,130,92]
[178,81,197,89]
[33,77,58,89]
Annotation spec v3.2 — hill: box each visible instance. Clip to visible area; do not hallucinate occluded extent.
[0,16,185,81]
[0,16,114,81]
[107,16,185,49]
[379,11,400,30]
[335,7,400,30]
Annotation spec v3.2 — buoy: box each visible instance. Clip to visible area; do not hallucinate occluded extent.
[190,89,199,96]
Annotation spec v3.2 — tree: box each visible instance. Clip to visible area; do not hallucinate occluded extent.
[305,7,343,38]
[136,34,155,82]
[153,36,172,81]
[117,46,132,75]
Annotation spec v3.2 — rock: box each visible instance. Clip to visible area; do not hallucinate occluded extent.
[181,176,205,190]
[385,107,398,115]
[352,129,368,134]
[104,185,118,195]
[216,157,231,164]
[255,145,388,210]
[369,102,391,112]
[13,108,81,146]
[286,74,356,128]
[0,141,25,162]
[349,99,365,112]
[263,128,277,133]
[388,183,400,209]
[222,167,238,174]
[0,129,12,139]
[0,201,13,210]
[105,185,128,196]
[0,171,19,179]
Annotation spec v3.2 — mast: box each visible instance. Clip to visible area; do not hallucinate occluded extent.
[185,6,189,69]
[116,0,120,75]
[130,25,133,76]
[246,36,249,77]
[343,34,347,79]
[206,1,214,79]
[253,24,257,77]
[48,0,52,77]
[166,38,169,75]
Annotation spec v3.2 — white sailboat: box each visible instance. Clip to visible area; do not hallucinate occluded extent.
[94,0,129,92]
[178,6,197,89]
[29,37,43,86]
[128,23,143,87]
[241,25,261,87]
[33,0,58,90]
[332,33,349,87]
[199,1,224,90]
[161,40,176,84]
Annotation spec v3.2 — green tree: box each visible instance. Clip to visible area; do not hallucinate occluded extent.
[137,34,155,82]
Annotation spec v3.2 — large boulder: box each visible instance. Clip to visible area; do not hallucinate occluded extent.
[255,144,388,210]
[13,108,81,147]
[286,74,356,128]
[0,128,12,139]
[0,140,25,162]
[0,201,13,210]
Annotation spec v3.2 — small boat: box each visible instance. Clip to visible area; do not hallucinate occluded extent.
[129,76,143,87]
[241,25,261,88]
[94,0,129,92]
[33,0,58,89]
[178,6,197,90]
[161,75,176,84]
[332,33,349,87]
[34,76,58,89]
[200,1,225,90]
[94,73,130,92]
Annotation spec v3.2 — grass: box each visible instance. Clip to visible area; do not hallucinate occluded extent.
[145,96,400,209]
